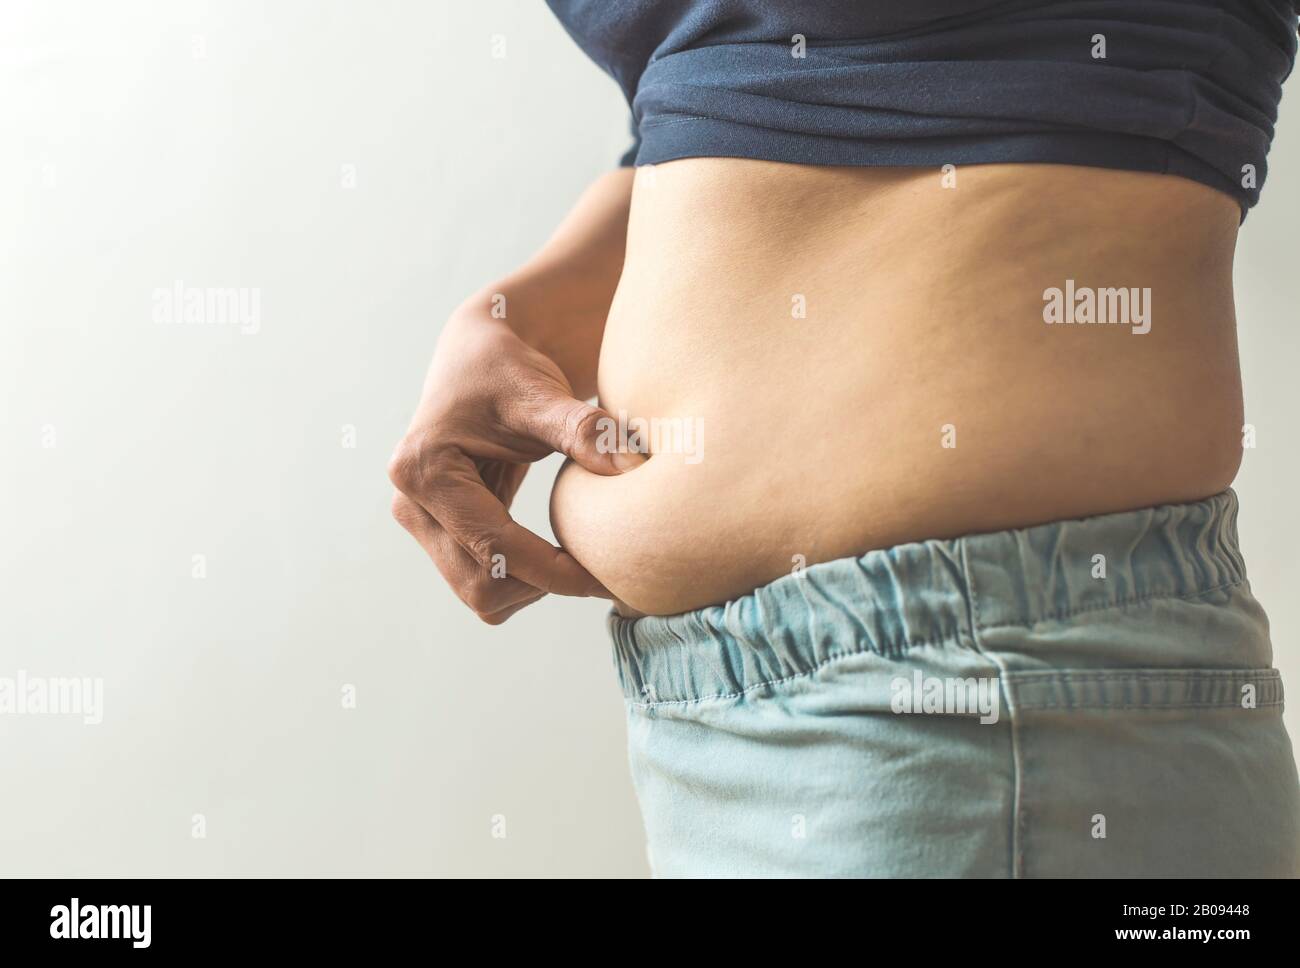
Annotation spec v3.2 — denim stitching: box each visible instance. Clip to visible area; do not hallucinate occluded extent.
[959,538,1024,880]
[976,578,1245,631]
[1007,669,1281,681]
[1013,700,1284,711]
[624,630,963,710]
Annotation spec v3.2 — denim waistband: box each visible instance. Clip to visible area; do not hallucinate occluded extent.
[609,491,1249,704]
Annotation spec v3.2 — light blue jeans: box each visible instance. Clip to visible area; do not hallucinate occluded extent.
[609,490,1299,877]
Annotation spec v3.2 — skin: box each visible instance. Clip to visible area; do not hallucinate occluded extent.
[394,160,1245,621]
[388,169,640,623]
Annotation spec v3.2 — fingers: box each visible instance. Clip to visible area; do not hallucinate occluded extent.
[477,592,549,626]
[390,492,549,622]
[478,458,528,509]
[515,393,648,476]
[389,446,607,599]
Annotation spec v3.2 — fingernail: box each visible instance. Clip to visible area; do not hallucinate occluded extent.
[612,450,648,472]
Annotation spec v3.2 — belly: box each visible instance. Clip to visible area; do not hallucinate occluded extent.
[550,159,1244,616]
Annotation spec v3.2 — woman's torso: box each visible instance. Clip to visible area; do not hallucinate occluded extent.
[550,159,1244,616]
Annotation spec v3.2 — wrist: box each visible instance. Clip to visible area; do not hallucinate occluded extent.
[451,281,601,397]
[451,286,559,354]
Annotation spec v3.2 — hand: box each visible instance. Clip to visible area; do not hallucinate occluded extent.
[388,309,643,623]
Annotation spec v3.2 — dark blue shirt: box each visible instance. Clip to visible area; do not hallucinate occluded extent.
[547,0,1300,212]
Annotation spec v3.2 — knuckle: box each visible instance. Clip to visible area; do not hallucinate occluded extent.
[387,435,453,495]
[386,437,425,491]
[536,547,575,596]
[389,491,419,528]
[461,580,498,615]
[558,403,601,456]
[463,521,508,565]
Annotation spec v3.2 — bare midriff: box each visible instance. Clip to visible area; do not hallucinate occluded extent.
[549,159,1244,617]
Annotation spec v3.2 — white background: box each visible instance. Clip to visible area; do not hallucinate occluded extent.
[2,0,1296,876]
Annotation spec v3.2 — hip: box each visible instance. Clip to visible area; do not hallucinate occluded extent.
[609,491,1299,877]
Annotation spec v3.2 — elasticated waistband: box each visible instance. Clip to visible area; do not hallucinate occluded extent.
[609,491,1248,704]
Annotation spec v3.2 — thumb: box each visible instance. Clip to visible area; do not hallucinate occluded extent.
[524,393,648,476]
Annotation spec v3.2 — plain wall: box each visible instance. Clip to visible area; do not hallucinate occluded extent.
[1,0,1296,876]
